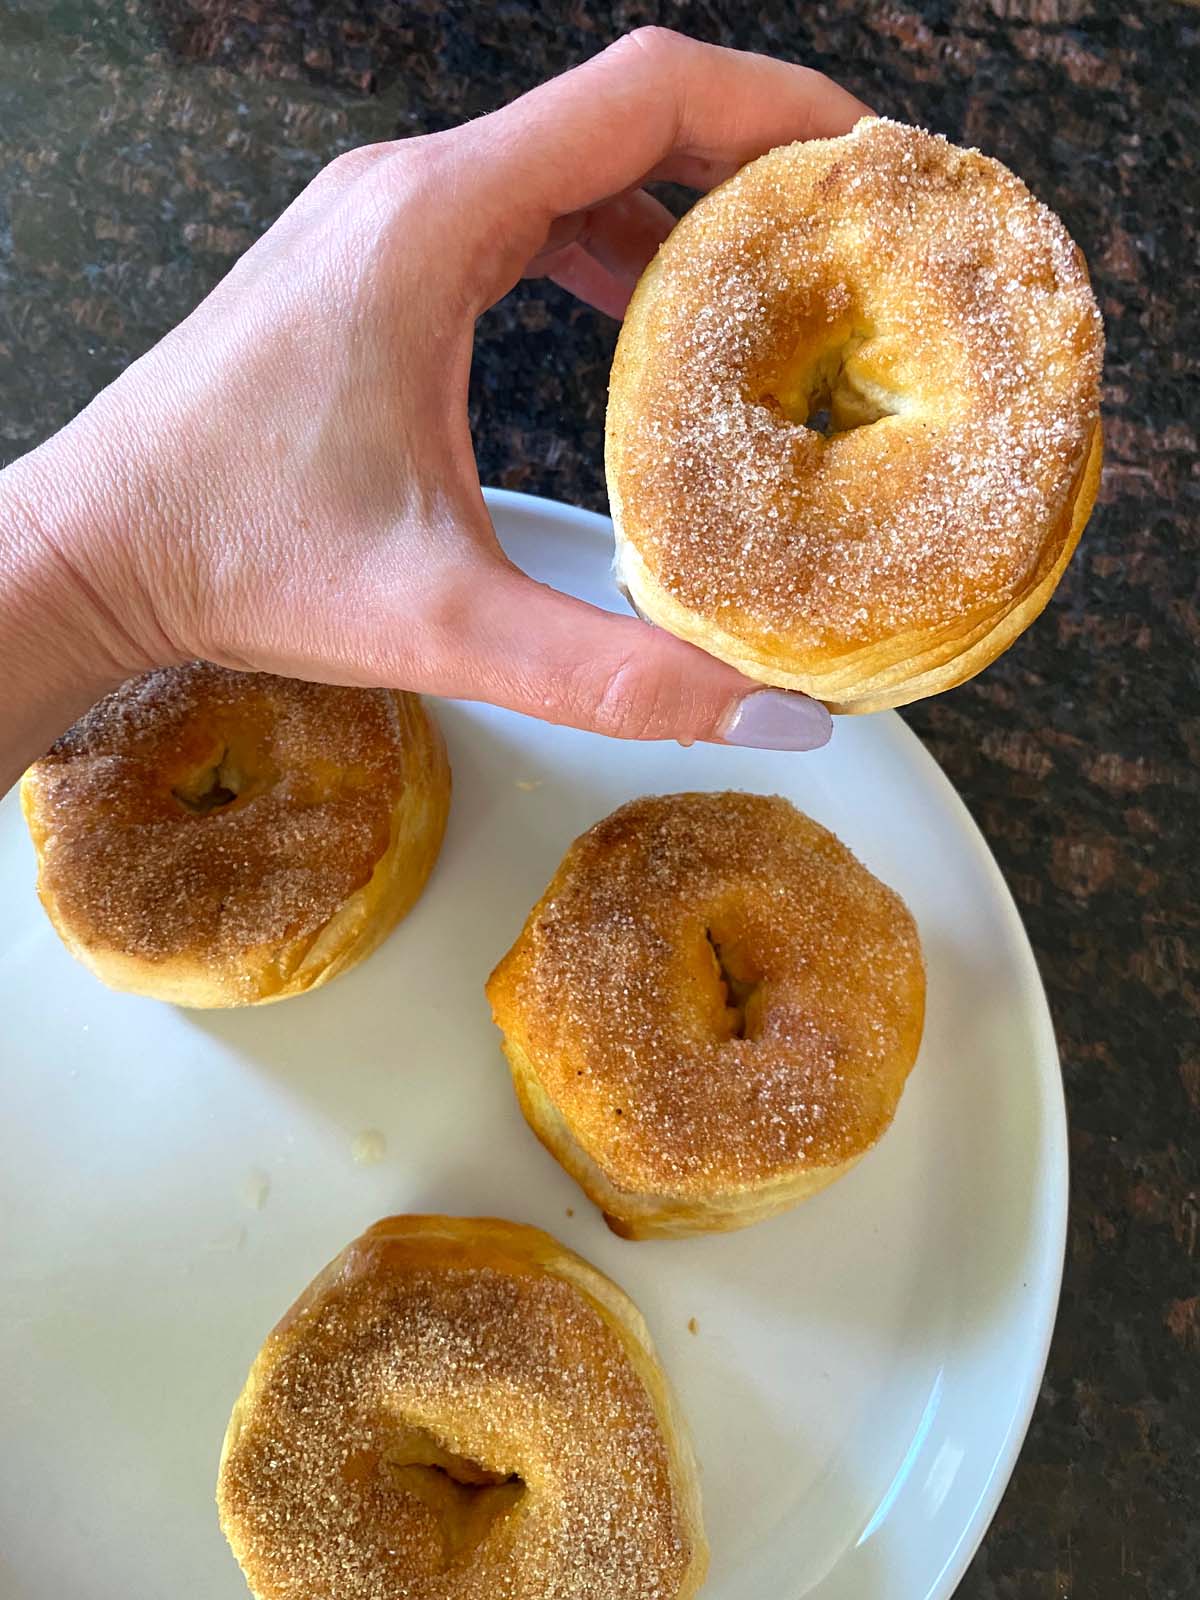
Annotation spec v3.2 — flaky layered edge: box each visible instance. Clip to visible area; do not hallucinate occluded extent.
[609,419,1102,714]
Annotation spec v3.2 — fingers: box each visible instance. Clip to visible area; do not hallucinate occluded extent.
[573,188,678,282]
[432,564,832,750]
[472,28,872,220]
[529,188,676,316]
[539,243,632,319]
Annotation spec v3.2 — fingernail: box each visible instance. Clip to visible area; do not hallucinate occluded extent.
[717,690,833,752]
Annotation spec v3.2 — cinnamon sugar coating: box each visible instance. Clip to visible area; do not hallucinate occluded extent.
[487,793,925,1235]
[21,663,450,1005]
[25,664,409,960]
[217,1217,707,1600]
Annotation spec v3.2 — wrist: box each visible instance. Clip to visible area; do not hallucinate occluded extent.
[0,423,173,791]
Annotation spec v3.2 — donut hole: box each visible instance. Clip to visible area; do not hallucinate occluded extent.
[705,924,764,1041]
[172,746,248,814]
[761,327,900,439]
[365,1428,525,1568]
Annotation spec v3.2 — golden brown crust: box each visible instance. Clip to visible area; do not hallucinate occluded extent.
[487,793,925,1239]
[216,1215,708,1600]
[606,118,1105,712]
[20,664,451,1006]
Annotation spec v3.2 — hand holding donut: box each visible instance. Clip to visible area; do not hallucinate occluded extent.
[0,30,871,790]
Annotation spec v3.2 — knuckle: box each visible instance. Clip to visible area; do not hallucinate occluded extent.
[587,655,663,741]
[613,25,686,65]
[324,141,392,182]
[380,132,441,180]
[369,134,457,217]
[317,137,450,202]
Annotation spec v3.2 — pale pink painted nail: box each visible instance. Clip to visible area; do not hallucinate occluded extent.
[717,690,832,752]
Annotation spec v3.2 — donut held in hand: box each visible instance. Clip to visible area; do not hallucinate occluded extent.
[488,792,925,1239]
[21,662,450,1006]
[606,118,1104,713]
[217,1215,707,1600]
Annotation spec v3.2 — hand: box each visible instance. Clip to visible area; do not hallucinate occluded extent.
[1,29,870,787]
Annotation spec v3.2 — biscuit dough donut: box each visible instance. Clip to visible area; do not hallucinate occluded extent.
[217,1215,707,1600]
[606,118,1105,713]
[487,792,925,1239]
[20,663,450,1006]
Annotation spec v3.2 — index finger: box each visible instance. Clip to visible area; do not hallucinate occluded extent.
[471,28,874,213]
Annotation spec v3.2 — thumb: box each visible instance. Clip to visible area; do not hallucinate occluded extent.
[449,567,832,750]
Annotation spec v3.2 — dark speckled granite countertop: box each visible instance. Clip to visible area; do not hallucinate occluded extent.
[1,3,1196,1595]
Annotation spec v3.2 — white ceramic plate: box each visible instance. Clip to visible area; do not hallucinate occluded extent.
[0,489,1066,1600]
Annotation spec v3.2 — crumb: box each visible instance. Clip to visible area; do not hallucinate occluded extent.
[351,1129,387,1167]
[687,1317,699,1336]
[566,1207,575,1217]
[515,779,544,792]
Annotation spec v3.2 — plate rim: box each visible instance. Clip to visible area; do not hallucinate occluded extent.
[483,484,1069,1600]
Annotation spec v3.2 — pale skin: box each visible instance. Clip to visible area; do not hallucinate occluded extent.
[0,29,871,795]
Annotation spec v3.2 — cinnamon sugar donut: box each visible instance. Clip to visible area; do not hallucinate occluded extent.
[487,792,925,1239]
[217,1216,707,1600]
[20,663,450,1006]
[606,117,1104,713]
